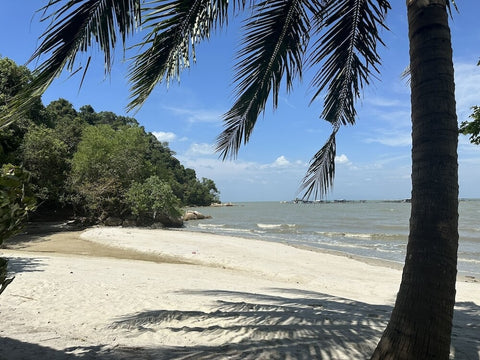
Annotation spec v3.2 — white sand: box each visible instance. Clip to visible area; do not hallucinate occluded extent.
[1,226,479,359]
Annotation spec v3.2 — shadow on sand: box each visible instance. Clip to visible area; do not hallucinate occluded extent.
[1,288,477,359]
[5,256,47,274]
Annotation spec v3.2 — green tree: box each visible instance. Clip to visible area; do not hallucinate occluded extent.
[20,126,70,206]
[0,57,32,111]
[0,57,47,164]
[0,164,36,295]
[0,164,36,240]
[71,124,150,218]
[460,105,480,145]
[126,176,182,225]
[46,98,77,124]
[8,0,461,357]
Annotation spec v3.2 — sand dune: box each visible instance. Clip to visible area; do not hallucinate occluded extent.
[1,226,478,359]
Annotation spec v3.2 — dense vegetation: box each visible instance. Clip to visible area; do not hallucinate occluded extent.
[0,56,219,232]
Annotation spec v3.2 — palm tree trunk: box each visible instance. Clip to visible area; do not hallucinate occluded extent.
[371,1,458,359]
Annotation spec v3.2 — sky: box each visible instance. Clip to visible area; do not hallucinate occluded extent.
[1,1,479,202]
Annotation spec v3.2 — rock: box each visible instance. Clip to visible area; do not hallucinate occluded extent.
[210,202,234,207]
[183,212,198,221]
[155,214,184,228]
[183,211,212,221]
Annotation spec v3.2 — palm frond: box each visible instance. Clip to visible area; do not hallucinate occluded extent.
[300,127,337,200]
[1,0,141,127]
[127,0,234,110]
[32,0,141,78]
[216,0,311,159]
[299,0,389,198]
[309,0,390,125]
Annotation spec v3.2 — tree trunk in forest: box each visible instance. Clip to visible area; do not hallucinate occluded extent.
[371,1,458,359]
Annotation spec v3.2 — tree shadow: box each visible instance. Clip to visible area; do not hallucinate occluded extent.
[2,221,76,245]
[1,289,478,359]
[451,301,480,360]
[110,288,392,359]
[0,337,157,360]
[5,256,47,274]
[109,288,480,359]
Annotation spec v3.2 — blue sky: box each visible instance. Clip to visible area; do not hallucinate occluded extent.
[1,1,479,202]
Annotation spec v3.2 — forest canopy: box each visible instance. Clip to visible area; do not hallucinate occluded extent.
[0,56,220,233]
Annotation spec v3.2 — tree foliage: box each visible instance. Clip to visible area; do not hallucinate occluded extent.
[0,164,36,241]
[126,176,182,224]
[0,0,465,355]
[21,126,70,204]
[460,105,480,145]
[71,124,150,217]
[0,56,219,230]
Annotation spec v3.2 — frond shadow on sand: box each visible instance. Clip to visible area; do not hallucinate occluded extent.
[1,288,478,359]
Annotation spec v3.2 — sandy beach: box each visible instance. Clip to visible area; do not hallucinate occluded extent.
[1,225,479,359]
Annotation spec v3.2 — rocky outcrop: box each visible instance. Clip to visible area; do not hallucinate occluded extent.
[183,211,212,221]
[155,214,184,228]
[210,202,234,207]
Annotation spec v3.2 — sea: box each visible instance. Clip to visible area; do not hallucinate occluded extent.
[184,200,480,278]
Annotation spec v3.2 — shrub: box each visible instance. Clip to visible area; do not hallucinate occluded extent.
[126,176,182,225]
[0,164,36,242]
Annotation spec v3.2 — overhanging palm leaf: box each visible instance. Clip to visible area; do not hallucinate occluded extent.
[4,0,391,201]
[300,0,390,199]
[216,0,312,159]
[127,0,234,111]
[1,0,141,128]
[301,126,338,199]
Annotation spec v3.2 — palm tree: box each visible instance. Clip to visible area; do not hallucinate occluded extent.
[371,2,458,358]
[4,0,459,357]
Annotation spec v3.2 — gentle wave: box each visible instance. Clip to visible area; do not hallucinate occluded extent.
[198,223,226,229]
[256,223,297,229]
[458,258,480,265]
[316,231,406,241]
[185,200,480,277]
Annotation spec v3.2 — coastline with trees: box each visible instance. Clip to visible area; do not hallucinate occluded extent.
[1,57,220,232]
[1,1,480,359]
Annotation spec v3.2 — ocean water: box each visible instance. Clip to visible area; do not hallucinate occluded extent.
[184,200,480,278]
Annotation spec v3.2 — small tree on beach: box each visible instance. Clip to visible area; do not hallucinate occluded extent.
[126,176,182,225]
[2,0,461,357]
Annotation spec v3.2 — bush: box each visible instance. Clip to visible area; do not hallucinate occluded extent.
[0,164,36,242]
[126,176,182,226]
[0,164,36,296]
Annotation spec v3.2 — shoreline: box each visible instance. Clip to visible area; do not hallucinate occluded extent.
[4,224,477,282]
[1,225,479,359]
[183,227,480,281]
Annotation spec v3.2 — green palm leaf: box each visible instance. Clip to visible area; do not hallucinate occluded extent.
[127,0,234,110]
[301,127,337,199]
[216,0,312,159]
[300,0,390,198]
[1,0,141,127]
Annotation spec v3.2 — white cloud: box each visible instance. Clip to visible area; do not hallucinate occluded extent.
[187,143,215,156]
[454,61,480,121]
[175,151,309,201]
[272,155,291,167]
[152,131,177,142]
[335,154,350,164]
